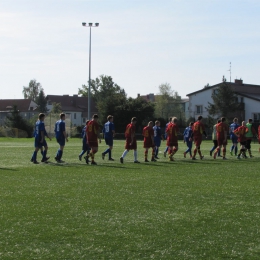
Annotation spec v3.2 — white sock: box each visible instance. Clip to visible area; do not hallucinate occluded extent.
[134,150,137,161]
[122,150,128,158]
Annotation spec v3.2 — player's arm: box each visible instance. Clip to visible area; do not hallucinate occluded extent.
[62,124,68,142]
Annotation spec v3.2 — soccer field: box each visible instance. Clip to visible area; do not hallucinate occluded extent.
[1,137,260,259]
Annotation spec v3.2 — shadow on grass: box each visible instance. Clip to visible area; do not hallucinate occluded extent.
[45,162,136,169]
[0,167,18,171]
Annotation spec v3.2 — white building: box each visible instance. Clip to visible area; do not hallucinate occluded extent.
[186,79,260,122]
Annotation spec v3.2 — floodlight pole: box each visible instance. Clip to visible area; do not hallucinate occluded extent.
[82,22,99,120]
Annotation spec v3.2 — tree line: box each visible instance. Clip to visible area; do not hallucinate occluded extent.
[5,75,243,137]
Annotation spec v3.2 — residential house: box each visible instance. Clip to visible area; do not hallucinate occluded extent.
[46,95,97,126]
[0,99,38,126]
[186,79,260,122]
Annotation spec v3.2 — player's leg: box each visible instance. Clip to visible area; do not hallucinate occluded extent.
[247,139,253,157]
[32,146,40,164]
[144,148,149,162]
[222,144,227,159]
[210,140,217,156]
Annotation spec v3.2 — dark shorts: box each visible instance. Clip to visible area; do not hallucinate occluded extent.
[82,140,90,151]
[217,138,227,146]
[167,140,178,147]
[193,136,202,147]
[34,139,47,148]
[154,138,161,147]
[245,139,252,149]
[231,136,238,144]
[143,141,154,149]
[56,137,65,146]
[105,137,113,147]
[125,138,137,150]
[240,141,247,146]
[88,141,98,148]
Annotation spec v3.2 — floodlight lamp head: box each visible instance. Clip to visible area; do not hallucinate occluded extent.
[88,23,93,26]
[82,22,86,26]
[95,23,99,27]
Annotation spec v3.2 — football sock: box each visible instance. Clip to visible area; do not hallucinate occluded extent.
[32,151,37,162]
[235,146,238,154]
[41,150,44,156]
[248,149,252,156]
[155,147,159,157]
[122,150,128,158]
[134,150,138,161]
[152,148,155,159]
[198,149,202,157]
[230,145,234,152]
[108,149,112,159]
[60,150,63,160]
[43,150,47,160]
[79,150,86,157]
[193,148,197,157]
[104,148,110,155]
[145,150,148,160]
[222,148,226,158]
[165,146,169,153]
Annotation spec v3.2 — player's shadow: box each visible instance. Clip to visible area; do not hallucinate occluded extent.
[46,162,135,169]
[0,167,18,171]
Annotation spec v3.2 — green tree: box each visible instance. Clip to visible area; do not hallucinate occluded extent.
[51,102,62,114]
[5,105,33,137]
[116,97,155,133]
[36,90,47,113]
[206,76,240,120]
[155,83,185,124]
[78,75,127,123]
[22,79,42,101]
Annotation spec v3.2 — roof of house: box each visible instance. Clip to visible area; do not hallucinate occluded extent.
[0,99,37,112]
[46,95,97,112]
[186,80,260,97]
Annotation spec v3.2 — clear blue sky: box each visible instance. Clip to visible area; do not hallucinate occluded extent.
[1,0,260,100]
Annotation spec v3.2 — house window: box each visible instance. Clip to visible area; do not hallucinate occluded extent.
[74,113,76,119]
[213,89,219,95]
[82,118,86,123]
[240,97,244,103]
[196,105,203,114]
[253,113,260,123]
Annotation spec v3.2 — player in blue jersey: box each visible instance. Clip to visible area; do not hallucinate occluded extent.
[153,120,163,159]
[102,115,115,161]
[31,113,51,163]
[183,122,193,158]
[229,118,239,156]
[78,120,90,162]
[54,113,68,163]
[163,117,172,157]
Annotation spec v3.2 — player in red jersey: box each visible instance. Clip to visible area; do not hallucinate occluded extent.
[143,121,156,162]
[166,117,179,161]
[234,121,248,159]
[191,115,207,160]
[86,114,101,165]
[213,117,228,160]
[120,117,140,163]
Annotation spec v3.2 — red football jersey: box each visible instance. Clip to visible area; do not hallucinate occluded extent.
[166,123,179,141]
[87,120,99,141]
[192,121,205,137]
[143,126,154,143]
[216,122,228,139]
[125,123,135,138]
[234,126,248,142]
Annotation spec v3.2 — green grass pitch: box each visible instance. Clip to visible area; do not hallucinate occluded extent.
[1,137,260,259]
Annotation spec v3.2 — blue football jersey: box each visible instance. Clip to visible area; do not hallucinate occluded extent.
[183,126,192,139]
[229,123,239,138]
[103,121,115,138]
[153,126,162,139]
[35,120,45,140]
[55,120,65,139]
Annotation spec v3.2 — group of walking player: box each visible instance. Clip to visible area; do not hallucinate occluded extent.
[31,113,260,164]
